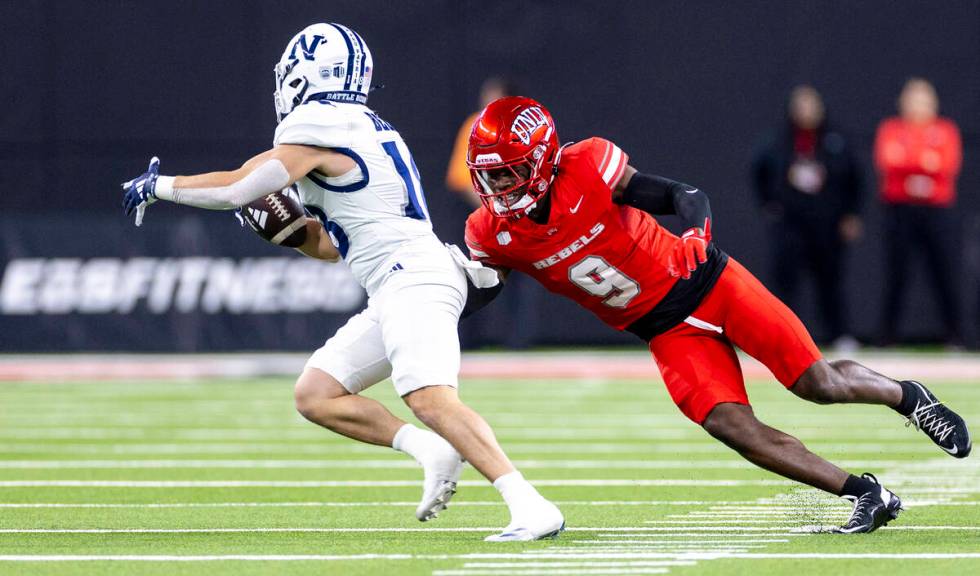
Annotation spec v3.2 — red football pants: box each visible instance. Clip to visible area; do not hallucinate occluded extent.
[648,258,822,424]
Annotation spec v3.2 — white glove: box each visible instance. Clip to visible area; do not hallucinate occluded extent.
[446,244,500,289]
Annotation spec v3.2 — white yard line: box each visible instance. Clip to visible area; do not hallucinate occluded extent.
[0,441,942,455]
[457,562,694,569]
[0,552,979,562]
[0,500,757,509]
[433,570,670,575]
[0,554,419,561]
[571,540,789,544]
[0,526,975,534]
[0,479,796,488]
[644,520,830,525]
[0,459,933,469]
[493,552,980,560]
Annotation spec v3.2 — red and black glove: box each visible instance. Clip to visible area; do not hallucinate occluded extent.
[668,218,711,279]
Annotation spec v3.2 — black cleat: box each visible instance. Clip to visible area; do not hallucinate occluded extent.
[835,473,903,534]
[903,381,972,458]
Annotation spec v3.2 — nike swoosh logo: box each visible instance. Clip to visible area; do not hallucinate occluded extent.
[685,188,699,194]
[569,196,585,213]
[943,444,958,455]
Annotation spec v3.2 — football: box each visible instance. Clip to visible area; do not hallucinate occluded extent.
[241,187,308,248]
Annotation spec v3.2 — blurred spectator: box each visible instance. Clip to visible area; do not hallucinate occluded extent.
[874,78,963,347]
[751,85,864,350]
[445,77,540,349]
[446,77,517,208]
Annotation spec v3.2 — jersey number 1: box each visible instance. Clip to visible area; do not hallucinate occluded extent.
[381,141,429,221]
[568,255,640,308]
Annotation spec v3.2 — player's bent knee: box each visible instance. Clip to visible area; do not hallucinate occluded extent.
[792,360,847,404]
[403,385,459,426]
[702,403,763,446]
[293,368,349,421]
[792,379,832,404]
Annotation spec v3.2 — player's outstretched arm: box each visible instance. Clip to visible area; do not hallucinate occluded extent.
[161,145,349,208]
[121,145,355,223]
[293,219,341,262]
[612,165,713,279]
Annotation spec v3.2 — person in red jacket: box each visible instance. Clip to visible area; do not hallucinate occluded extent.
[874,78,963,346]
[460,96,972,534]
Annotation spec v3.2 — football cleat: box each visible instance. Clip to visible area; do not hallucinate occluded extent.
[903,381,972,458]
[835,473,902,534]
[484,500,565,542]
[416,479,457,522]
[484,521,565,542]
[414,436,464,522]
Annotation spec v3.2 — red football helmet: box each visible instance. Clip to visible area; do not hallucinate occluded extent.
[467,96,560,218]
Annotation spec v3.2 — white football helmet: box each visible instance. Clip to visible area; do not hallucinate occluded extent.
[273,23,374,122]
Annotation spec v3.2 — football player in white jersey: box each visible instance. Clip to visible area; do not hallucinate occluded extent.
[121,23,563,542]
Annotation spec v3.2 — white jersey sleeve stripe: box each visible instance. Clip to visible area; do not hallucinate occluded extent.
[466,243,490,259]
[601,145,625,186]
[597,141,613,176]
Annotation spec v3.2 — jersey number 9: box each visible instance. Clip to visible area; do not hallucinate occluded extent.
[568,256,640,308]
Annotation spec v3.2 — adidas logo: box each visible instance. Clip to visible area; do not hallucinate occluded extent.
[384,262,404,279]
[248,208,268,229]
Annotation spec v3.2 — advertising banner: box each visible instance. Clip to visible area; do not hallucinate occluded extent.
[0,214,365,352]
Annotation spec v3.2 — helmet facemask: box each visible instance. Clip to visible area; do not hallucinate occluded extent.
[470,144,552,219]
[467,98,560,219]
[273,60,311,122]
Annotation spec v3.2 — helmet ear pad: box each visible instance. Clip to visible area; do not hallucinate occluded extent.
[289,77,311,109]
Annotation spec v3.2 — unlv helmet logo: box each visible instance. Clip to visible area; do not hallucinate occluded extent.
[510,106,549,145]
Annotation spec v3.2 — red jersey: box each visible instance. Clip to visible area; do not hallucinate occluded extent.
[873,117,961,207]
[466,138,726,336]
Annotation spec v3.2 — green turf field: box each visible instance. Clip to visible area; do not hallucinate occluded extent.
[0,365,977,575]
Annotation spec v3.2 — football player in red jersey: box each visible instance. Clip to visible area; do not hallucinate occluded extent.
[461,97,972,534]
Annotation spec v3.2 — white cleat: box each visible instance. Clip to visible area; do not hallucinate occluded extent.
[416,479,457,522]
[484,501,565,542]
[414,432,464,522]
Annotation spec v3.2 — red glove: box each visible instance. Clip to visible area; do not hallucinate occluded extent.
[668,218,711,279]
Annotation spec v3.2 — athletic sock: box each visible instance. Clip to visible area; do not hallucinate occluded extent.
[493,470,539,511]
[392,423,427,460]
[839,474,877,499]
[894,380,921,417]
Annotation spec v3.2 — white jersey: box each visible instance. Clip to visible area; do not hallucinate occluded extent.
[274,100,443,295]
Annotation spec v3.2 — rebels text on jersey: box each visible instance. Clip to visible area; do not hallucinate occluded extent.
[465,138,727,337]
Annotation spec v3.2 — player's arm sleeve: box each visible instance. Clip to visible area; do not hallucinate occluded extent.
[615,171,712,232]
[461,271,506,318]
[154,158,292,209]
[460,214,510,317]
